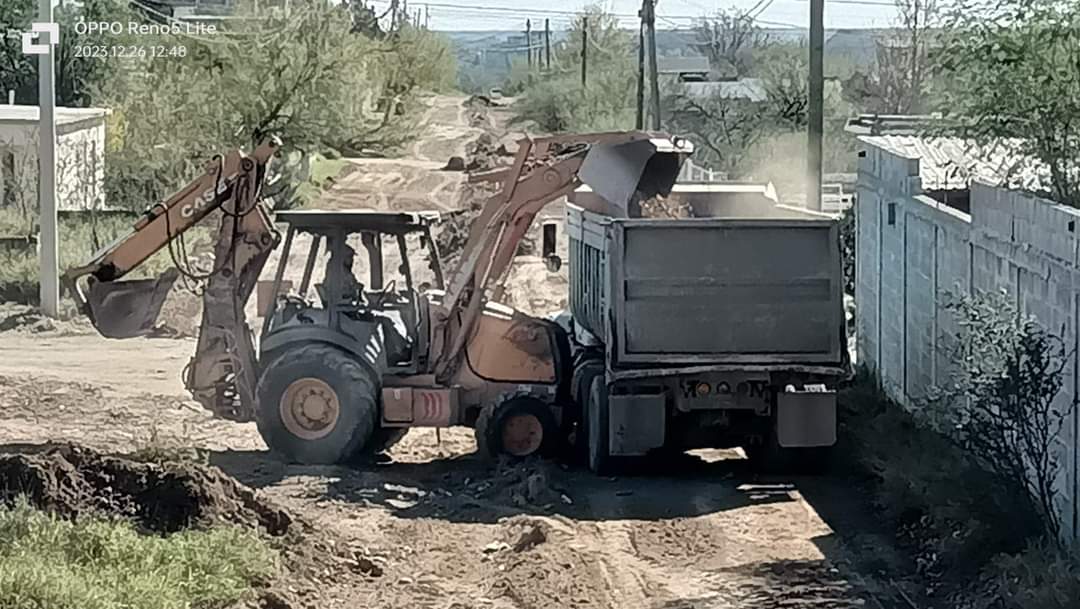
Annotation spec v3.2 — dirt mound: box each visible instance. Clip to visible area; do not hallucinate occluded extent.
[0,303,92,335]
[0,444,292,535]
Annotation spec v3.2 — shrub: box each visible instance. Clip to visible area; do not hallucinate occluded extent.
[975,538,1080,609]
[933,290,1074,541]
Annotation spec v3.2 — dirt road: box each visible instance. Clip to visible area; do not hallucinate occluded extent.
[317,94,496,212]
[0,352,889,608]
[0,95,914,608]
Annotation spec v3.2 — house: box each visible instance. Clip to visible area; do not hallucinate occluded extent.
[0,105,110,214]
[680,78,768,102]
[658,56,711,82]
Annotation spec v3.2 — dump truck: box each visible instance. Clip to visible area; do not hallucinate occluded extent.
[560,184,851,474]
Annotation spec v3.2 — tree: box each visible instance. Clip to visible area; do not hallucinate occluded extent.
[99,0,457,210]
[665,93,767,177]
[844,0,940,115]
[693,9,768,78]
[933,0,1080,207]
[511,6,636,133]
[0,0,127,106]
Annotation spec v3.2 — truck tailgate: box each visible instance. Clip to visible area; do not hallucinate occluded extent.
[613,219,843,365]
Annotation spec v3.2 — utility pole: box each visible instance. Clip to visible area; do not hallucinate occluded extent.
[526,19,533,69]
[581,17,588,88]
[544,18,551,69]
[38,0,59,318]
[645,0,661,130]
[808,0,824,211]
[636,19,645,129]
[425,5,430,29]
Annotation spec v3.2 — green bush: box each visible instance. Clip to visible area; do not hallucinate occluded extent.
[0,499,276,609]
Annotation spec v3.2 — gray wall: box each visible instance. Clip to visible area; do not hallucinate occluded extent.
[856,143,1080,547]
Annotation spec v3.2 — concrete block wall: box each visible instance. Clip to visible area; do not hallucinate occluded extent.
[856,145,1080,546]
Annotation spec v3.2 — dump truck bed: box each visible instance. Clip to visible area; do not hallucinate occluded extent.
[567,195,845,368]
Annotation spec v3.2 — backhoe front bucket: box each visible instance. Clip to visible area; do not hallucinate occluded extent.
[576,136,692,217]
[85,268,180,338]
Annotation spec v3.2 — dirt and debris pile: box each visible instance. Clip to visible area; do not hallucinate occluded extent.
[461,458,571,510]
[0,303,92,335]
[0,444,292,535]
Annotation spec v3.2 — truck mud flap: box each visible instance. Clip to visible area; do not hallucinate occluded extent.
[609,394,666,456]
[85,268,180,338]
[776,389,837,448]
[577,138,689,216]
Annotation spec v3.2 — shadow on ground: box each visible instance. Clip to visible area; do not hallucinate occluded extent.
[210,447,798,524]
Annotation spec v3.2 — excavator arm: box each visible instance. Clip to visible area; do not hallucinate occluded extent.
[431,131,692,380]
[64,138,282,421]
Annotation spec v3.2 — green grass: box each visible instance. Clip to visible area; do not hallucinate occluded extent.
[0,499,276,609]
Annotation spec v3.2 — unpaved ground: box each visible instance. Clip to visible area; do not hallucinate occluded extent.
[0,95,920,608]
[0,365,898,609]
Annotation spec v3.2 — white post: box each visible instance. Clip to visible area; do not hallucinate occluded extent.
[6,90,13,104]
[38,0,60,317]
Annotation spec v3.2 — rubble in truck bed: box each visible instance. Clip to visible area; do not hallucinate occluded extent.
[637,194,696,219]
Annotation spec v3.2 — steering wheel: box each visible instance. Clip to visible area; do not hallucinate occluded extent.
[370,279,397,309]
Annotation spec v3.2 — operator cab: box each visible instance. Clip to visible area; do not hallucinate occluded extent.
[260,210,444,375]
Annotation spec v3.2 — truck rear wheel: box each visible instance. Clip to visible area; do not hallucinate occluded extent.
[256,344,378,465]
[586,375,613,475]
[475,396,558,460]
[571,359,604,460]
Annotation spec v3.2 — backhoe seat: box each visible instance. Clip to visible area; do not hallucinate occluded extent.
[374,310,412,365]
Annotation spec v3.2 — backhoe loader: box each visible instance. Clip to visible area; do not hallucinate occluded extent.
[64,132,691,464]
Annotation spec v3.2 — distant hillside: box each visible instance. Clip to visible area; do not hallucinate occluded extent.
[444,28,886,93]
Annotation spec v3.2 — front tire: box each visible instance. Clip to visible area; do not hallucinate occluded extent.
[256,344,378,465]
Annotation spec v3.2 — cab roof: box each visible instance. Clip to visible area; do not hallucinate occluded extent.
[274,209,440,234]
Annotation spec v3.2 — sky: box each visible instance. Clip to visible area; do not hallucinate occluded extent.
[365,0,901,32]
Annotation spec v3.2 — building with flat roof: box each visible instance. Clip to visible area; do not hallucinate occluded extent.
[0,105,110,216]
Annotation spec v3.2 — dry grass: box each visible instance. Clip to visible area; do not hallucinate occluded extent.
[0,207,213,305]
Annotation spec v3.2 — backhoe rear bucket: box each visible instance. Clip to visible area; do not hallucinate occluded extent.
[85,268,180,338]
[576,136,692,217]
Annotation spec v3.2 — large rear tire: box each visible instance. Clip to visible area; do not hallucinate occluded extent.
[570,359,604,462]
[256,344,378,465]
[586,376,613,475]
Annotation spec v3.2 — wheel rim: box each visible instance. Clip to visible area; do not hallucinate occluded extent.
[501,413,544,457]
[279,377,341,441]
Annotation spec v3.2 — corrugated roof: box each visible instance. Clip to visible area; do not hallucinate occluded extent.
[0,105,110,125]
[857,135,1051,192]
[682,78,767,102]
